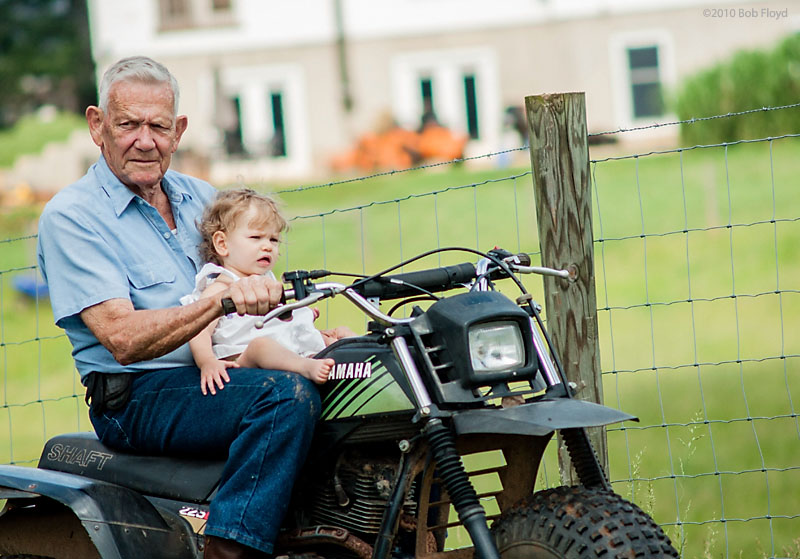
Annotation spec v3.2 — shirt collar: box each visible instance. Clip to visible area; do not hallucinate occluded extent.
[95,155,192,216]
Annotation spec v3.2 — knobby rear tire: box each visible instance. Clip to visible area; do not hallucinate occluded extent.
[491,485,680,558]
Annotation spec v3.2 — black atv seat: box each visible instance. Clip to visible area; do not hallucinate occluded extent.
[38,432,226,503]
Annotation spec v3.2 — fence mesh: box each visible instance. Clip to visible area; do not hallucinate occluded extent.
[590,127,800,558]
[1,104,798,558]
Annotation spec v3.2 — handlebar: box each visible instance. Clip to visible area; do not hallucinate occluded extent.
[348,252,546,301]
[220,249,571,327]
[350,262,478,300]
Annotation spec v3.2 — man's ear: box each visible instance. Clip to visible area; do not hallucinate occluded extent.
[86,106,104,148]
[172,115,188,153]
[212,231,228,257]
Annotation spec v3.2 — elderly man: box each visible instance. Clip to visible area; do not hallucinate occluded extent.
[37,56,319,558]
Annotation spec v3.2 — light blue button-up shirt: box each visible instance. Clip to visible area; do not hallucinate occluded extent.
[37,156,217,382]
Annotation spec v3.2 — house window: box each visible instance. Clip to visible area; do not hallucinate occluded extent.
[158,0,234,30]
[463,73,479,139]
[269,92,286,157]
[218,63,309,173]
[627,46,664,119]
[159,0,192,29]
[392,48,500,151]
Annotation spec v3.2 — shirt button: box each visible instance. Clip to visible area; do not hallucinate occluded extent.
[163,231,171,239]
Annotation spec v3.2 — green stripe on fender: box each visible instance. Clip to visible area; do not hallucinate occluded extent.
[347,372,411,417]
[321,357,414,420]
[321,355,380,413]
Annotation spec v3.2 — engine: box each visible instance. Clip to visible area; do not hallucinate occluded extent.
[310,453,416,537]
[281,450,419,559]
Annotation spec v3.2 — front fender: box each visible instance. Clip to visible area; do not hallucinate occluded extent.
[452,398,637,437]
[0,465,195,559]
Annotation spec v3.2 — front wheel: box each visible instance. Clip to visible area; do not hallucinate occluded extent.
[491,486,679,558]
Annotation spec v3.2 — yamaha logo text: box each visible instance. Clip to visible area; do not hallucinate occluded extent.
[330,361,373,380]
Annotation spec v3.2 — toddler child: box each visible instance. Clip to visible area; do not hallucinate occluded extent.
[182,188,354,395]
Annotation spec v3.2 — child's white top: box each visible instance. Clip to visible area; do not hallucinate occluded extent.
[180,263,326,359]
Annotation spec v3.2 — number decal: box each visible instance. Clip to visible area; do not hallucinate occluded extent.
[179,506,210,520]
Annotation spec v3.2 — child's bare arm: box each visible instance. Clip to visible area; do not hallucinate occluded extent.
[320,326,357,346]
[190,279,239,395]
[311,306,356,346]
[189,323,238,395]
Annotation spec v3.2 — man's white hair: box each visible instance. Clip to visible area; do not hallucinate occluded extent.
[98,56,180,114]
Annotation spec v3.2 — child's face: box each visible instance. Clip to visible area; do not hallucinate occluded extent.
[213,204,281,277]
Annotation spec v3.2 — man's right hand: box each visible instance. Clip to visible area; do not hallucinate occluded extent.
[219,274,284,317]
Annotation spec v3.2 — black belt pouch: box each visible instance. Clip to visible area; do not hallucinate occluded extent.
[85,372,134,415]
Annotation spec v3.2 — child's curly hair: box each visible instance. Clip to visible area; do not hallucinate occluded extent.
[198,188,288,266]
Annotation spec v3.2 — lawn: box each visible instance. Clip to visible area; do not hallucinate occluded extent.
[0,109,85,168]
[1,135,799,558]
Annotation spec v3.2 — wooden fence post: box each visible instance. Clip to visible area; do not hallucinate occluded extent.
[524,92,607,484]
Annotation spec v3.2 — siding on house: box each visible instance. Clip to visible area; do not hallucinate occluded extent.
[86,0,800,182]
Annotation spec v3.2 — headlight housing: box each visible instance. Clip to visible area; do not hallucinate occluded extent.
[469,321,525,373]
[412,291,540,403]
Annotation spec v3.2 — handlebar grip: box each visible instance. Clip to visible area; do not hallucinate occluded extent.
[219,290,287,315]
[352,262,477,300]
[221,297,236,315]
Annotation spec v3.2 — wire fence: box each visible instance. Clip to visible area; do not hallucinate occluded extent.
[1,103,799,558]
[589,125,800,558]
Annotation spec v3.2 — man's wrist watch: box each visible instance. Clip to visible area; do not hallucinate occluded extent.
[221,298,237,315]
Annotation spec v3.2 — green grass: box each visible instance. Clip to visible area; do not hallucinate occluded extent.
[590,139,800,557]
[2,137,799,558]
[0,205,90,465]
[0,110,85,168]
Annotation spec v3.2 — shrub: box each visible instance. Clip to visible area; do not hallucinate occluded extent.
[675,33,800,145]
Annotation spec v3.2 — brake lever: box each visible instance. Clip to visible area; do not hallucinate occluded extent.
[254,291,327,329]
[513,264,573,279]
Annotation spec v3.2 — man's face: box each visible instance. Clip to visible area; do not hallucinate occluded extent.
[87,80,187,192]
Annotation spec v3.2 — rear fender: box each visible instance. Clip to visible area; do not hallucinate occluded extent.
[452,398,637,437]
[0,465,196,559]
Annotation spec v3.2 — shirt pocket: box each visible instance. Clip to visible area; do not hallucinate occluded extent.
[125,262,179,311]
[126,262,176,289]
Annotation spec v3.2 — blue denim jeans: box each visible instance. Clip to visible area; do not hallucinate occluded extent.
[89,366,321,554]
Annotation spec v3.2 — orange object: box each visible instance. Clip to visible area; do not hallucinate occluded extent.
[330,115,467,173]
[418,124,467,162]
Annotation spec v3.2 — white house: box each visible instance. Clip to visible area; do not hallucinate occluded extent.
[83,0,800,183]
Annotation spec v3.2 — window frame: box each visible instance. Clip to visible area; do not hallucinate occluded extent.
[391,47,499,153]
[609,30,676,129]
[218,63,309,167]
[158,0,235,31]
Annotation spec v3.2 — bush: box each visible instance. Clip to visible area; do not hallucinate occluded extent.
[675,33,800,145]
